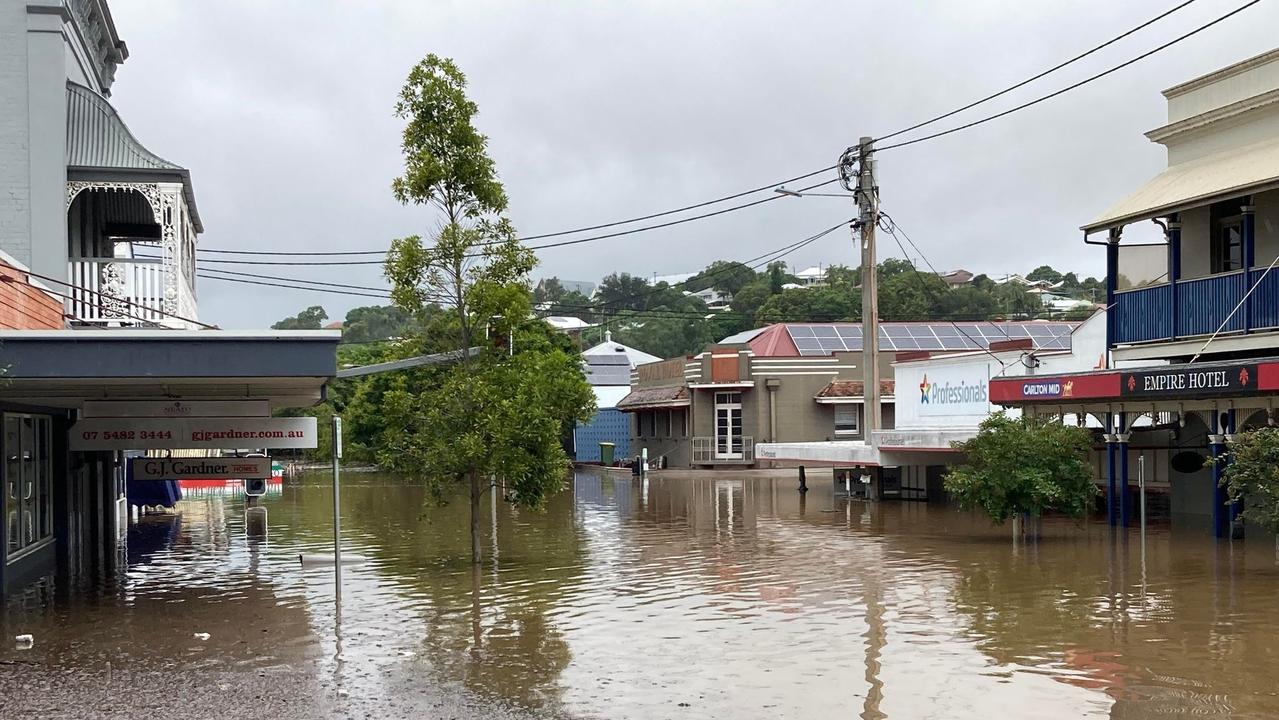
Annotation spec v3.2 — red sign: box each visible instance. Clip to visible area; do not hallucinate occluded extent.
[989,372,1121,404]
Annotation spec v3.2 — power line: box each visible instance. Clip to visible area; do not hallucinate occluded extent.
[195,164,841,258]
[186,177,842,262]
[872,0,1202,144]
[0,261,216,329]
[874,0,1261,152]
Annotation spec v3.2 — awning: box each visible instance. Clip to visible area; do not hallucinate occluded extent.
[1082,137,1279,233]
[616,385,690,412]
[754,440,880,466]
[0,329,339,409]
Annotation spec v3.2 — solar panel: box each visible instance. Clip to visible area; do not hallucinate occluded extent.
[775,322,1076,356]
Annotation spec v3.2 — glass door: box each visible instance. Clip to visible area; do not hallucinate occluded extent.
[714,392,743,460]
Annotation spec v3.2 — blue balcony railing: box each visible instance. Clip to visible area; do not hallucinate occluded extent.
[1113,269,1278,345]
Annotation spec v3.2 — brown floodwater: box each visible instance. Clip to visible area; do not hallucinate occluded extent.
[5,471,1279,718]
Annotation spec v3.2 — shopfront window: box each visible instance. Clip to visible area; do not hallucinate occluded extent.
[5,413,53,558]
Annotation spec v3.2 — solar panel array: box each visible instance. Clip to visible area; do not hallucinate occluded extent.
[785,323,1075,356]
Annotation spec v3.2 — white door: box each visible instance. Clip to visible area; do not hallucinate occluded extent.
[714,392,743,460]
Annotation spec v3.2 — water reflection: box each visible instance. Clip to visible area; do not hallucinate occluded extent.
[6,472,1279,717]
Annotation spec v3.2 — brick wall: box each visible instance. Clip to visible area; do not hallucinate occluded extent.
[0,264,64,330]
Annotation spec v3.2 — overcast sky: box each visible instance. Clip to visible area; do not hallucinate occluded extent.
[107,0,1279,328]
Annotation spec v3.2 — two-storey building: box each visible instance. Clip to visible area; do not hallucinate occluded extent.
[0,0,339,597]
[991,48,1279,538]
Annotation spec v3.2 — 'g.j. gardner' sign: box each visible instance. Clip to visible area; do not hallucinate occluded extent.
[1121,365,1257,398]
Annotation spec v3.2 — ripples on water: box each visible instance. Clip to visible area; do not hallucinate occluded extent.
[5,471,1279,718]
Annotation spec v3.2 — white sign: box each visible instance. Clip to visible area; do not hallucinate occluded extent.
[895,360,996,428]
[83,400,270,418]
[130,457,271,481]
[70,417,317,451]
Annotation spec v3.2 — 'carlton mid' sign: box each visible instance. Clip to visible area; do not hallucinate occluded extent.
[1121,365,1256,398]
[131,457,271,481]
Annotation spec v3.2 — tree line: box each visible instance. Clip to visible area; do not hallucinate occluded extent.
[533,261,1105,359]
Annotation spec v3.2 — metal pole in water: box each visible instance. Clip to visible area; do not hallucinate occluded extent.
[332,416,343,602]
[1139,454,1147,544]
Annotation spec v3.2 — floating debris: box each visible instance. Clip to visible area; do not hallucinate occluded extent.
[193,632,211,641]
[14,634,33,650]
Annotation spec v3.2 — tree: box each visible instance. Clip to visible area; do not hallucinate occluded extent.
[533,277,566,305]
[935,285,998,320]
[878,271,943,321]
[824,264,859,288]
[341,305,413,343]
[596,272,651,313]
[687,260,756,296]
[755,286,858,325]
[272,305,328,330]
[1026,265,1063,284]
[1218,428,1279,543]
[767,262,788,294]
[945,413,1096,530]
[382,53,594,564]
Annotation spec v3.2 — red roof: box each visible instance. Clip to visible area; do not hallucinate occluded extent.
[747,324,799,356]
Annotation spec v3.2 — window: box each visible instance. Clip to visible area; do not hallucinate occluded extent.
[5,414,52,558]
[835,405,860,436]
[715,392,742,405]
[664,410,673,437]
[1211,199,1244,273]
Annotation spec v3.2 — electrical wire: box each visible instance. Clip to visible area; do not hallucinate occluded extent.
[872,0,1202,143]
[873,0,1262,152]
[0,261,216,329]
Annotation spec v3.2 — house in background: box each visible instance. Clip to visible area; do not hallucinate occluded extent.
[937,269,973,288]
[574,332,660,463]
[793,265,827,286]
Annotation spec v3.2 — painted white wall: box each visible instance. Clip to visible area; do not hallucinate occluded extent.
[1166,51,1279,124]
[1255,188,1279,266]
[1179,206,1212,280]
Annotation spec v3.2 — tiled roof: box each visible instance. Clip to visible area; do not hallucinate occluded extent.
[616,385,690,411]
[815,379,896,399]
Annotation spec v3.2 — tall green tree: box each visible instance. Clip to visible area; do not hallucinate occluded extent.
[382,53,594,564]
[945,414,1096,530]
[272,305,328,330]
[1026,265,1063,284]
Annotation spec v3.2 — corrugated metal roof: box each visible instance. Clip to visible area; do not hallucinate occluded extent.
[65,82,203,233]
[1082,136,1279,232]
[583,355,632,386]
[67,82,183,171]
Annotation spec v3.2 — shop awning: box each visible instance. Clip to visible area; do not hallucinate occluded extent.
[0,329,339,409]
[1082,137,1279,233]
[616,385,690,412]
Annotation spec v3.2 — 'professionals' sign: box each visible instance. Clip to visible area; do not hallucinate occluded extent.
[130,457,271,481]
[1121,365,1256,398]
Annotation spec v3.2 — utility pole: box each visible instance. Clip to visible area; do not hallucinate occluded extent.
[857,136,881,438]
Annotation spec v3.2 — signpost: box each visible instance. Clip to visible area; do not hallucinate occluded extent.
[332,416,343,602]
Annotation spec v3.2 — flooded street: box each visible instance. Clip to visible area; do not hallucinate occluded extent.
[5,472,1279,718]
